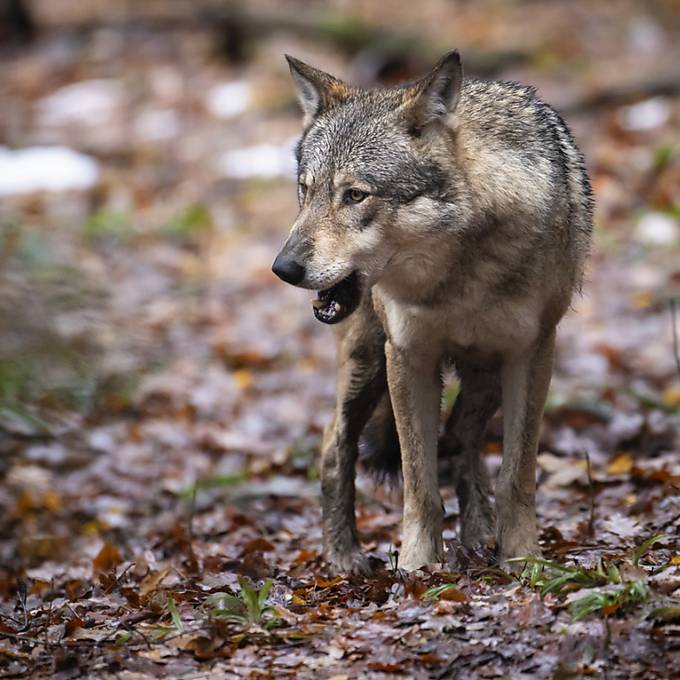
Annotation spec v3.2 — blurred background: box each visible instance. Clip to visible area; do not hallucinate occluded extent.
[1,0,679,611]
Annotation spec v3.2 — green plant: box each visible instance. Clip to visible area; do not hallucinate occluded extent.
[442,380,460,414]
[166,594,183,631]
[115,630,132,645]
[569,581,648,621]
[152,594,184,639]
[422,583,466,603]
[516,557,616,598]
[83,208,132,242]
[161,204,212,240]
[512,534,667,621]
[631,534,666,568]
[204,577,280,629]
[179,471,248,499]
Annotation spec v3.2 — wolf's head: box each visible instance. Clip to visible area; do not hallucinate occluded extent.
[272,51,463,324]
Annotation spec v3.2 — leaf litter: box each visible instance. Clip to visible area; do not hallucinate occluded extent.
[1,1,679,678]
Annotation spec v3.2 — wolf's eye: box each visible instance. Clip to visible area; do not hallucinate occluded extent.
[344,188,368,204]
[298,182,308,199]
[345,188,367,203]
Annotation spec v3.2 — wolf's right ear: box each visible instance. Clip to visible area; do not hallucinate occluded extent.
[404,51,463,129]
[285,55,350,126]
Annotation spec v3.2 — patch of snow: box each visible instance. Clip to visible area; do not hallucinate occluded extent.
[134,108,180,142]
[37,78,124,127]
[635,212,679,246]
[608,411,645,442]
[206,80,251,119]
[0,146,100,195]
[601,513,642,538]
[218,138,296,179]
[24,444,67,465]
[618,97,670,132]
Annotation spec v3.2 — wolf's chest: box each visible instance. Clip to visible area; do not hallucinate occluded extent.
[375,289,540,357]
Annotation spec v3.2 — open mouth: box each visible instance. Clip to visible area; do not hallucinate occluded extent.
[312,272,360,324]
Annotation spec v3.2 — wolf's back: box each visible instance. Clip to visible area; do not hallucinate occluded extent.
[456,78,593,285]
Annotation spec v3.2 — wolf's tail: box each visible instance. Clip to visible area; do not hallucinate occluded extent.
[359,391,402,481]
[358,387,473,485]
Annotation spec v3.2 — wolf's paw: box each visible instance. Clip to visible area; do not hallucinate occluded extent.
[460,501,496,552]
[324,548,373,577]
[445,540,496,571]
[398,537,443,572]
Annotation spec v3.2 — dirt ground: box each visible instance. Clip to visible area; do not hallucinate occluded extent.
[0,1,679,678]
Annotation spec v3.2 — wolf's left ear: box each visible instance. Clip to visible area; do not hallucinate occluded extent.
[285,55,350,126]
[405,50,462,128]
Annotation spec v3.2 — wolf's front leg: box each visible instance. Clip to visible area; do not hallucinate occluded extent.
[497,330,555,568]
[385,341,443,571]
[321,301,386,576]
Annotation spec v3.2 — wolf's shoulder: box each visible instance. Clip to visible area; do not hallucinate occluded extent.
[458,77,577,151]
[459,77,553,121]
[459,78,568,133]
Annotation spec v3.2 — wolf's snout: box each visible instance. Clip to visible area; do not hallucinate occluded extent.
[272,254,305,285]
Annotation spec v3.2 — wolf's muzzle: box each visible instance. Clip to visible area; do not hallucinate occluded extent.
[272,254,305,285]
[312,272,360,325]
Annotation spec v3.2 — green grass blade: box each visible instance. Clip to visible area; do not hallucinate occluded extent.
[166,594,183,632]
[631,535,666,567]
[258,579,273,610]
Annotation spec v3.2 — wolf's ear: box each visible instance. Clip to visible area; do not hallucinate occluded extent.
[404,51,462,129]
[285,55,350,126]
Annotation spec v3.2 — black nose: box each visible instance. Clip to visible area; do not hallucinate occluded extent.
[272,254,305,285]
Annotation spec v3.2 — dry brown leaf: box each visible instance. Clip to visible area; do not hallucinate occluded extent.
[439,587,467,603]
[139,567,172,598]
[93,542,123,573]
[607,452,634,475]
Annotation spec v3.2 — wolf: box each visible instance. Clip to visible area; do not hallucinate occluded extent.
[272,50,593,574]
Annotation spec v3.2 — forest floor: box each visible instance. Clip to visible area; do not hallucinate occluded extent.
[0,1,679,678]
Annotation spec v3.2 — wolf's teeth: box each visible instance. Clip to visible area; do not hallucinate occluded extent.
[312,299,324,310]
[333,302,342,313]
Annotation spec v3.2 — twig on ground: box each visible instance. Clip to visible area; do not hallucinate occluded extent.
[670,299,680,379]
[121,622,152,650]
[187,487,197,540]
[103,562,135,595]
[16,579,29,632]
[584,450,595,538]
[43,583,53,651]
[602,616,612,680]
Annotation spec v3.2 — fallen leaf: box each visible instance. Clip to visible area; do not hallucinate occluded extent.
[440,587,467,603]
[538,453,587,487]
[662,387,680,408]
[607,452,634,475]
[240,537,274,556]
[93,542,123,573]
[140,567,171,598]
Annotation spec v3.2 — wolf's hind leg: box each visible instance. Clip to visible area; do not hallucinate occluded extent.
[441,363,501,550]
[321,298,386,576]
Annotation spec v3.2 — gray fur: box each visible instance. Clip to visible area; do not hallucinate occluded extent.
[274,51,593,574]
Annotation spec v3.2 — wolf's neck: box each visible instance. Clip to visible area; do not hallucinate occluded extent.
[376,232,457,304]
